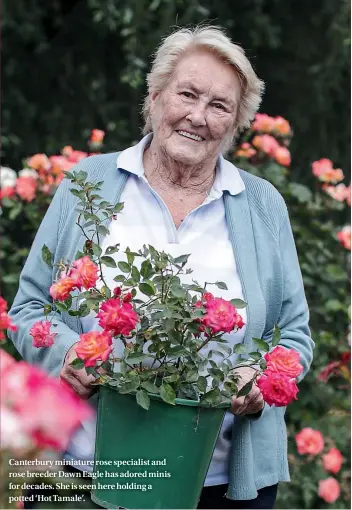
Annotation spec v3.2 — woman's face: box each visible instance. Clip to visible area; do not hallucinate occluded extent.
[149,48,241,166]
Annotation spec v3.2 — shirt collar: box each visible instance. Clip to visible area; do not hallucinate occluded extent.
[116,133,245,196]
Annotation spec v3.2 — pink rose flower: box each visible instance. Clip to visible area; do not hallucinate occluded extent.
[0,311,17,342]
[201,296,244,334]
[75,331,113,367]
[97,298,139,337]
[257,372,299,407]
[252,134,280,156]
[0,186,16,200]
[264,346,303,378]
[295,427,324,455]
[322,447,343,474]
[69,256,99,290]
[16,176,37,202]
[30,320,56,348]
[0,296,8,313]
[337,225,351,250]
[26,153,51,171]
[67,150,88,163]
[272,116,291,136]
[322,183,349,202]
[312,159,344,183]
[251,114,276,133]
[318,477,340,503]
[49,276,77,301]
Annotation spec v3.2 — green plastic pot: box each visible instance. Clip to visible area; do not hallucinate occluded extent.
[91,385,229,509]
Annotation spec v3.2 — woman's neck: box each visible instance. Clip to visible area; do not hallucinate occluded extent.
[143,143,217,197]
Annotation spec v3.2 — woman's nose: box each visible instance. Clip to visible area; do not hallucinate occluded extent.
[186,102,207,127]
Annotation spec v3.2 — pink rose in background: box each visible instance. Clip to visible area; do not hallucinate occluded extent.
[318,477,340,503]
[252,134,280,156]
[274,146,291,166]
[49,276,77,301]
[337,225,351,250]
[0,186,16,200]
[295,427,325,455]
[30,320,56,348]
[264,346,303,378]
[75,330,113,367]
[67,150,88,163]
[27,153,51,171]
[312,158,344,183]
[322,183,349,202]
[69,256,99,290]
[257,372,299,406]
[322,447,343,474]
[97,298,139,337]
[90,129,105,144]
[16,176,37,202]
[272,116,291,136]
[0,310,17,342]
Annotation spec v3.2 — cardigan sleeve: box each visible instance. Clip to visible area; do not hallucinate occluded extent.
[7,178,80,377]
[263,204,314,382]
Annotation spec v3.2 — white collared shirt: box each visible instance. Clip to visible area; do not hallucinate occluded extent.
[65,134,247,486]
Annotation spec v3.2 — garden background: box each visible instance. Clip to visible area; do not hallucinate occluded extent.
[0,0,350,508]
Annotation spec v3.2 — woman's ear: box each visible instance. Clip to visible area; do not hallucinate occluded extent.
[149,91,160,115]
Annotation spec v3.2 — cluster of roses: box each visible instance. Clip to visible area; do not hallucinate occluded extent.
[295,427,344,504]
[235,113,292,167]
[256,346,302,407]
[0,129,105,202]
[311,158,351,251]
[0,296,17,342]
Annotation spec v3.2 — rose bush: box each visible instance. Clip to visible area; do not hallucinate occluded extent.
[1,119,350,507]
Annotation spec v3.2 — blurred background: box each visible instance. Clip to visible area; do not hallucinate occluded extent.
[0,0,351,509]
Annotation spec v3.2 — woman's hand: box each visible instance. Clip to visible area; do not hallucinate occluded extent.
[60,343,95,399]
[230,366,264,416]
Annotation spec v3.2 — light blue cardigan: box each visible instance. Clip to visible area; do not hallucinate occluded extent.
[8,152,314,500]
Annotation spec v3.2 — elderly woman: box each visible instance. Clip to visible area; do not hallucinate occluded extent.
[9,26,313,510]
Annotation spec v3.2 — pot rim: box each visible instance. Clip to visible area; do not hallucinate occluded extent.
[101,385,231,408]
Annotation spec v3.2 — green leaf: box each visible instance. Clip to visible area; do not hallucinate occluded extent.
[253,337,270,352]
[113,202,124,213]
[141,381,159,394]
[233,343,247,354]
[140,260,153,279]
[288,183,313,203]
[160,383,176,405]
[105,244,120,255]
[119,379,140,394]
[55,302,67,313]
[139,282,156,296]
[101,256,117,268]
[42,245,52,266]
[114,275,126,282]
[237,380,254,398]
[197,376,207,393]
[118,261,131,273]
[249,352,262,362]
[215,281,228,290]
[230,299,247,309]
[164,373,180,383]
[131,266,140,282]
[201,388,222,406]
[167,345,186,357]
[92,243,102,257]
[125,352,149,364]
[170,284,186,298]
[272,324,281,346]
[136,389,150,410]
[173,254,190,265]
[97,225,109,236]
[70,358,84,370]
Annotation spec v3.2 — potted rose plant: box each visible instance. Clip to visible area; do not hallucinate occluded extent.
[31,170,303,509]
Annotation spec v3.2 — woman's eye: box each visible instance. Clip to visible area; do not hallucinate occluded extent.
[181,91,195,98]
[212,103,226,111]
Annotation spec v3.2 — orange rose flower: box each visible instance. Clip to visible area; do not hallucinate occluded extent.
[337,225,351,250]
[75,331,113,367]
[90,129,105,144]
[27,153,51,171]
[69,256,99,290]
[49,277,77,302]
[274,146,291,166]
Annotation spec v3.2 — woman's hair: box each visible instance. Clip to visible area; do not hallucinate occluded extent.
[142,25,265,138]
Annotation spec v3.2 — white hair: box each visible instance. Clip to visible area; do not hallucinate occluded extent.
[142,25,265,140]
